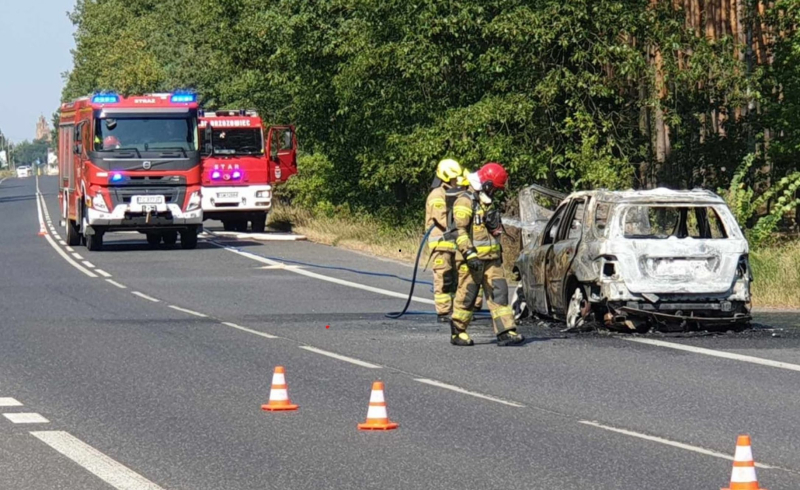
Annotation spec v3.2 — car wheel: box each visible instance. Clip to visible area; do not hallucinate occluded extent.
[511,284,529,321]
[565,286,588,331]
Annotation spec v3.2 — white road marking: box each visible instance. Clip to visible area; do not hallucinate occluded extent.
[213,242,435,305]
[221,322,278,339]
[415,379,525,407]
[66,246,74,252]
[0,177,6,185]
[95,269,112,278]
[623,337,800,373]
[168,305,208,318]
[131,292,160,303]
[82,261,96,268]
[4,413,49,424]
[58,240,66,245]
[299,346,382,369]
[31,431,165,490]
[72,252,84,260]
[36,196,97,278]
[579,421,778,470]
[106,279,127,289]
[0,397,23,407]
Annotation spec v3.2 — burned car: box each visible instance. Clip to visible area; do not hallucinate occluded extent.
[512,187,752,332]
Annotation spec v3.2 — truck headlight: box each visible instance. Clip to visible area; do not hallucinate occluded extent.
[92,193,109,212]
[187,191,202,211]
[256,188,272,199]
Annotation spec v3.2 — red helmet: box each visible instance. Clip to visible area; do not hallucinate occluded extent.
[477,162,508,193]
[103,135,121,149]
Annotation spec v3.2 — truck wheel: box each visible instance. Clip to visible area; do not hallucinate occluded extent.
[251,213,267,233]
[146,233,162,247]
[222,220,234,232]
[163,231,178,246]
[86,231,104,252]
[235,220,248,232]
[66,219,81,246]
[180,228,198,249]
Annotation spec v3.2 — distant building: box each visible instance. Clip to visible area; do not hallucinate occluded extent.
[35,115,52,142]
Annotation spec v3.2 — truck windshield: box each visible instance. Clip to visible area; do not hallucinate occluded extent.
[94,116,198,152]
[623,205,728,239]
[209,128,263,155]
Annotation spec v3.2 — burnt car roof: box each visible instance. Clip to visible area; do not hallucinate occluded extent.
[567,187,726,205]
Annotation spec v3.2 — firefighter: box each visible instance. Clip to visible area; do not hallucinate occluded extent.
[425,159,464,323]
[449,162,525,346]
[458,167,483,312]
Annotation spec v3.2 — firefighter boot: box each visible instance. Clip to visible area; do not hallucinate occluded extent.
[496,329,525,346]
[450,321,474,346]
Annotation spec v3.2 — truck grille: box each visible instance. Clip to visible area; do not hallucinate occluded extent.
[109,186,185,208]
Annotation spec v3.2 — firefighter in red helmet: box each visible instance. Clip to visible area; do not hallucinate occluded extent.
[448,162,524,346]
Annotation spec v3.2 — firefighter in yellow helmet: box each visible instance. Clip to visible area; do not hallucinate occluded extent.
[449,162,524,346]
[457,167,483,312]
[425,159,465,322]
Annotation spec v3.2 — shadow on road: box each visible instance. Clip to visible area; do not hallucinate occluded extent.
[0,195,36,204]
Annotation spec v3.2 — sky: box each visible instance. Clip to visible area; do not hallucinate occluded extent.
[0,1,76,143]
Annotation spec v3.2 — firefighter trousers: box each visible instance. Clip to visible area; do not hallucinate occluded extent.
[451,258,515,335]
[431,251,483,316]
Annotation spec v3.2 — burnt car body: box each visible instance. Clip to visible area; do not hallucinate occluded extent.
[512,187,752,331]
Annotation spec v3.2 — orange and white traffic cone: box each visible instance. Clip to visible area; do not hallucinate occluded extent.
[358,381,398,431]
[261,366,298,411]
[722,435,766,490]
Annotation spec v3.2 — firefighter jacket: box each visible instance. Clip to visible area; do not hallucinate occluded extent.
[453,192,502,260]
[425,184,458,252]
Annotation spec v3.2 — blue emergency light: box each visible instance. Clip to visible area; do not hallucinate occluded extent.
[110,173,124,183]
[92,94,120,104]
[171,94,197,103]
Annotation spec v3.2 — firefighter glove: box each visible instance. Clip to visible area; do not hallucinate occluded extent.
[485,209,503,236]
[465,248,484,273]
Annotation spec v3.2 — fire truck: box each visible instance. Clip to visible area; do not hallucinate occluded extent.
[58,92,203,251]
[199,110,296,232]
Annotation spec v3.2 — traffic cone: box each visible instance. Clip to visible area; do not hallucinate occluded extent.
[261,366,298,411]
[358,381,398,431]
[722,435,766,490]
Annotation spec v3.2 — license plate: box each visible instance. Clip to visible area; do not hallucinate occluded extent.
[133,195,165,205]
[217,192,239,199]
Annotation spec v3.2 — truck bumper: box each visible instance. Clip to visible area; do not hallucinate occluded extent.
[86,203,203,231]
[201,185,272,217]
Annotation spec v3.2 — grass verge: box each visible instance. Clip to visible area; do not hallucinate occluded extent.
[269,203,800,309]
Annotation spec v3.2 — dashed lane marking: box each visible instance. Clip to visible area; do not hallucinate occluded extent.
[0,398,23,407]
[579,421,782,470]
[4,413,49,424]
[36,194,97,278]
[71,252,84,260]
[131,292,159,303]
[82,261,96,268]
[58,240,66,246]
[415,378,525,408]
[66,246,74,252]
[96,269,112,278]
[168,305,208,318]
[106,279,127,289]
[31,431,165,490]
[622,337,800,373]
[221,322,278,339]
[299,346,382,368]
[212,242,435,305]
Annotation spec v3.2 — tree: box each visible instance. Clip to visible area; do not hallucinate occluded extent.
[12,139,49,166]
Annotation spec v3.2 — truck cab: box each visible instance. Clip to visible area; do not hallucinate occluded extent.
[199,110,296,232]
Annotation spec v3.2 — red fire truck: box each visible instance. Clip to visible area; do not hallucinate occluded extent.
[58,92,203,251]
[199,110,296,232]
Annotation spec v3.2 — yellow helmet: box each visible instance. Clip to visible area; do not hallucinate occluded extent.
[436,159,463,183]
[457,167,470,187]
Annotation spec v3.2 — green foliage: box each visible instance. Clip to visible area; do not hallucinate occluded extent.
[721,153,800,247]
[62,0,800,236]
[12,139,49,166]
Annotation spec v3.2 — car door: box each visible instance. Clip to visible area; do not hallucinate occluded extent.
[545,197,587,314]
[531,203,567,315]
[266,126,297,184]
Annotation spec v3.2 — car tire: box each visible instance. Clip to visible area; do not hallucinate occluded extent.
[565,285,589,331]
[511,284,529,321]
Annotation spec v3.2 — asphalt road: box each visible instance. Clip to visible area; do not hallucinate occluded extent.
[1,175,799,489]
